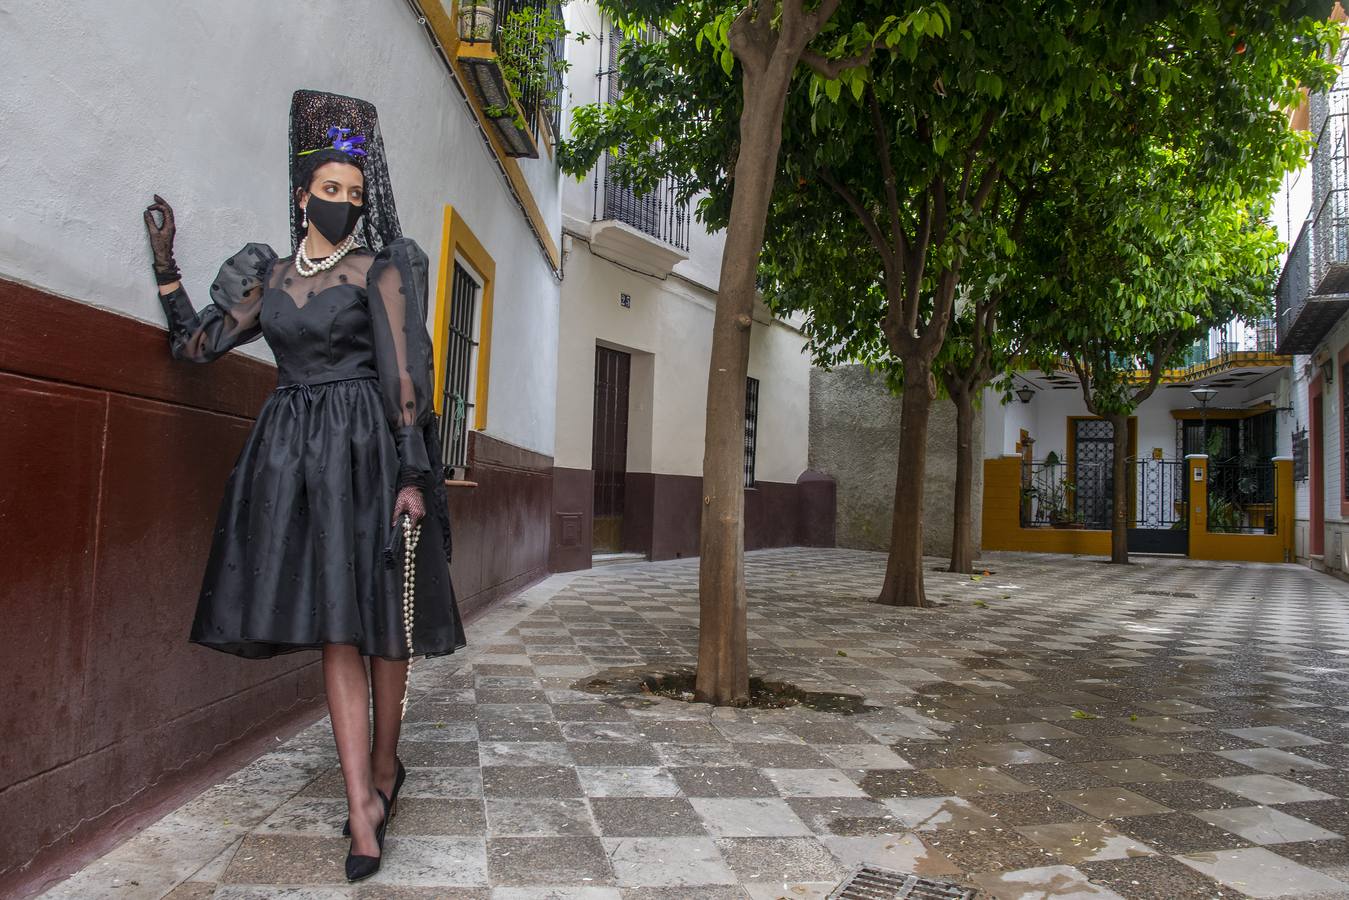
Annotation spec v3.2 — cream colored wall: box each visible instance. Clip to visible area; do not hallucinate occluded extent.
[555,243,811,482]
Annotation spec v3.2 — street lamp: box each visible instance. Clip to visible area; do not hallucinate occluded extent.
[1189,386,1218,455]
[1014,374,1036,404]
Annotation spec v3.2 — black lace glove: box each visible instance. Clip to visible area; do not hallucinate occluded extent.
[143,194,181,285]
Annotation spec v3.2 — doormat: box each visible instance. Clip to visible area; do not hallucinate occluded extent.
[826,863,976,899]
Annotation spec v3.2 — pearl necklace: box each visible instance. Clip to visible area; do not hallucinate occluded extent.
[399,514,422,721]
[295,232,357,277]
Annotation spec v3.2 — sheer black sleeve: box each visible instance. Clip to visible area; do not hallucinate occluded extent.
[366,237,437,489]
[159,243,278,363]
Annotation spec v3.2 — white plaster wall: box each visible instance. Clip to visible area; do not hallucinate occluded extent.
[984,389,1036,458]
[1,0,561,457]
[748,316,812,484]
[555,245,810,481]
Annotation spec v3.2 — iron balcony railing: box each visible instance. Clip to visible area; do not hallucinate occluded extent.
[592,25,690,251]
[1310,61,1349,297]
[458,0,564,141]
[1276,220,1312,354]
[1177,318,1280,368]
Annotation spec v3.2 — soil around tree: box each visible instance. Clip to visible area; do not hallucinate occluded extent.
[573,665,881,715]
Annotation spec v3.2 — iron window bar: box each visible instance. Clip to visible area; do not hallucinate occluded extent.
[440,262,480,473]
[744,376,759,488]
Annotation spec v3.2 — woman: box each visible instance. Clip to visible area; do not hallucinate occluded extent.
[142,89,467,882]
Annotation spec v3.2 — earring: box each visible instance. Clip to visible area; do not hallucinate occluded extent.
[302,207,308,229]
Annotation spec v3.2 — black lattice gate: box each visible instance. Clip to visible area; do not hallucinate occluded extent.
[1127,458,1189,554]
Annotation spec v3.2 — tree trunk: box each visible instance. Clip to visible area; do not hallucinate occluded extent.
[878,358,935,607]
[949,386,975,574]
[1108,412,1129,564]
[695,73,795,705]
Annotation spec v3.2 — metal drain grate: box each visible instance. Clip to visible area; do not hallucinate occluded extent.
[827,863,976,899]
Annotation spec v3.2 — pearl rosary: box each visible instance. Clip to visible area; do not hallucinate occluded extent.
[399,514,422,721]
[295,230,358,277]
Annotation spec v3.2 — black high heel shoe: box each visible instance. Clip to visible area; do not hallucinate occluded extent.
[345,787,390,883]
[343,757,405,836]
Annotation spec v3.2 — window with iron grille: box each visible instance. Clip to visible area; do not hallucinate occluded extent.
[439,262,480,472]
[744,377,759,488]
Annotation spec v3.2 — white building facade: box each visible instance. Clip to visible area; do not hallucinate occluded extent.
[549,5,822,571]
[1271,32,1349,575]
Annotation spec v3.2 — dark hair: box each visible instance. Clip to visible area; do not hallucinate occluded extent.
[297,148,365,198]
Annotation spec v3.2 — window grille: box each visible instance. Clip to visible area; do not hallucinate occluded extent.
[744,376,759,488]
[440,262,480,471]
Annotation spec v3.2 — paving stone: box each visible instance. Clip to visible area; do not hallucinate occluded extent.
[927,828,1062,874]
[1111,812,1255,854]
[1216,747,1331,773]
[1076,856,1236,899]
[602,836,738,887]
[687,798,812,837]
[1176,846,1349,898]
[967,791,1095,826]
[1014,821,1158,865]
[925,766,1037,796]
[1078,759,1188,785]
[589,797,708,837]
[714,836,845,883]
[851,768,948,798]
[1054,787,1173,819]
[46,552,1349,899]
[782,797,895,835]
[1194,806,1341,845]
[763,767,871,798]
[483,799,595,837]
[1208,774,1338,805]
[486,836,612,886]
[668,766,778,798]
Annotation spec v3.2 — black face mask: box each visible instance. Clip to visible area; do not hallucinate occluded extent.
[305,195,363,245]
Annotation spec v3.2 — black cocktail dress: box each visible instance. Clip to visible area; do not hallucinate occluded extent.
[159,237,467,660]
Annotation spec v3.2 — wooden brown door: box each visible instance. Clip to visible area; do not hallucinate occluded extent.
[592,346,630,552]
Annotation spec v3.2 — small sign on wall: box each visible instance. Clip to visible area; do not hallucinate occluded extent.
[619,292,632,309]
[1193,468,1204,482]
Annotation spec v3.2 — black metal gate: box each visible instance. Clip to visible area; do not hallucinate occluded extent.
[1127,458,1189,554]
[1072,419,1115,529]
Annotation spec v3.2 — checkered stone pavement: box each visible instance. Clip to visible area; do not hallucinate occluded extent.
[40,549,1349,899]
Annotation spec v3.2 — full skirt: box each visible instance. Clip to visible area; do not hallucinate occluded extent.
[189,377,467,659]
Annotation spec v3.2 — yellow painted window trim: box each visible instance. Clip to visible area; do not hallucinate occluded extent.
[432,204,496,433]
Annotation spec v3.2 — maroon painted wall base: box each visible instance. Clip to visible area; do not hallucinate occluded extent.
[0,278,549,894]
[549,469,837,571]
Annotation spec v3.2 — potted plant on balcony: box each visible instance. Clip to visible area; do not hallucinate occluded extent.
[458,3,496,42]
[485,5,570,140]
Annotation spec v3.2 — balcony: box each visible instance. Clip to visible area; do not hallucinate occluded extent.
[589,156,690,277]
[455,0,563,159]
[1280,218,1349,355]
[586,27,690,278]
[1277,68,1349,354]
